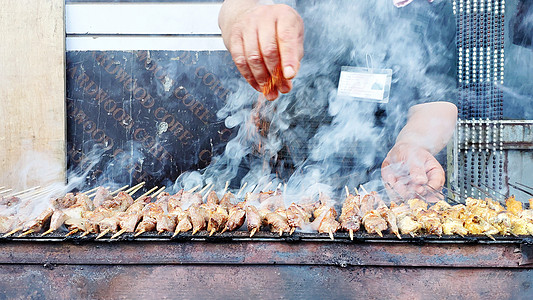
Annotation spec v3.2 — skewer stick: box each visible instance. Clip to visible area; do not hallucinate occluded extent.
[172,228,181,238]
[236,182,248,198]
[385,183,405,202]
[139,186,159,199]
[198,183,212,195]
[125,182,146,194]
[80,231,90,238]
[110,185,129,196]
[81,186,100,195]
[349,229,354,241]
[128,184,146,197]
[276,183,282,191]
[328,230,334,240]
[424,184,459,204]
[96,229,110,239]
[250,184,258,194]
[222,181,230,196]
[508,183,533,197]
[289,227,296,235]
[150,186,166,198]
[444,188,468,204]
[345,186,350,197]
[409,232,416,238]
[263,181,273,192]
[480,183,507,199]
[470,182,493,198]
[203,186,213,201]
[19,229,35,237]
[9,186,41,197]
[87,187,106,198]
[221,227,228,234]
[376,231,383,238]
[134,230,146,237]
[87,191,103,198]
[485,233,496,241]
[209,228,216,236]
[0,189,13,195]
[249,228,257,237]
[515,182,533,191]
[24,186,60,200]
[4,227,22,237]
[111,229,126,239]
[414,192,428,202]
[284,183,287,196]
[354,188,359,196]
[192,228,199,235]
[279,229,283,237]
[41,229,54,237]
[65,229,79,237]
[359,185,368,195]
[20,187,49,199]
[188,185,200,193]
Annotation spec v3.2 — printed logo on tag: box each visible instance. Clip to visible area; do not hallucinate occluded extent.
[337,67,392,103]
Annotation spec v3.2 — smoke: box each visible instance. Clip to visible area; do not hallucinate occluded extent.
[173,0,457,203]
[0,143,149,226]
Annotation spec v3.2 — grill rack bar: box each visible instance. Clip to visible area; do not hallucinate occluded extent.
[3,230,532,245]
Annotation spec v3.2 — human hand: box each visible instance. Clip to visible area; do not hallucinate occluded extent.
[381,143,445,203]
[221,4,304,100]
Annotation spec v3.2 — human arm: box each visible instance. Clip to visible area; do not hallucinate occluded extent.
[381,101,458,202]
[218,0,304,100]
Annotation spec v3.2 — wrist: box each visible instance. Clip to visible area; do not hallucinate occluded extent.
[219,0,262,44]
[393,139,432,154]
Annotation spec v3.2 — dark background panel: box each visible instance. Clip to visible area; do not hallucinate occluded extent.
[66,50,240,187]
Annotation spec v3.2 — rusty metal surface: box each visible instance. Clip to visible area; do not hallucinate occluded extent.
[0,237,529,268]
[0,264,532,299]
[2,235,533,298]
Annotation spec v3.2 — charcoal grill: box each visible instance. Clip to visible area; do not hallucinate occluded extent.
[1,231,533,298]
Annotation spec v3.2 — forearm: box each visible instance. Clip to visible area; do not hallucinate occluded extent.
[218,0,262,48]
[395,101,458,155]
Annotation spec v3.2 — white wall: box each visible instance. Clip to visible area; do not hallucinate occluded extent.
[66,2,225,51]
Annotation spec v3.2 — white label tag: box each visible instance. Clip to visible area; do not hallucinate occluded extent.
[337,67,392,103]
